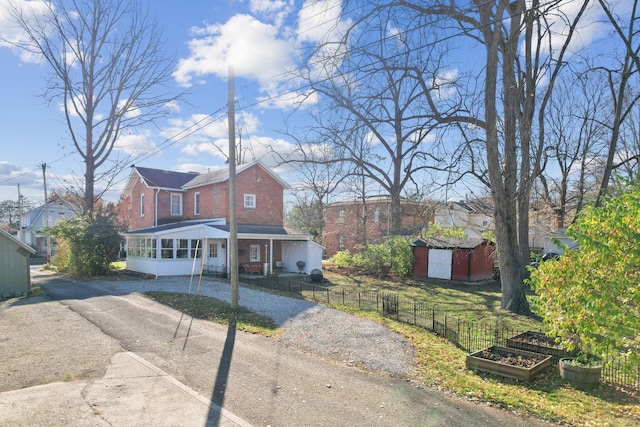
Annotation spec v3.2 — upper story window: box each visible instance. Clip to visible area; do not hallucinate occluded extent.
[194,192,200,216]
[170,193,182,216]
[244,194,256,209]
[140,194,145,217]
[337,208,345,225]
[374,207,380,223]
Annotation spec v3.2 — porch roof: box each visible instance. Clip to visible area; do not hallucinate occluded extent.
[124,221,312,241]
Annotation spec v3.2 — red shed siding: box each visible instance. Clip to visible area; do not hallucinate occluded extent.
[413,241,495,282]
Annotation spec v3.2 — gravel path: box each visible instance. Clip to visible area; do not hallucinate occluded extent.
[39,272,415,378]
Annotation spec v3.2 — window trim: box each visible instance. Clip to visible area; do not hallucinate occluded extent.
[249,244,260,262]
[140,194,145,217]
[194,192,200,216]
[170,193,183,216]
[244,193,256,209]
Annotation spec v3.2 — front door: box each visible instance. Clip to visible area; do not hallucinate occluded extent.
[207,241,226,273]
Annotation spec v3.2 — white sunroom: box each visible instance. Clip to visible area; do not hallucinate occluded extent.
[123,219,323,277]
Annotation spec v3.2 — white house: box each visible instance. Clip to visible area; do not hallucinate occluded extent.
[17,199,78,256]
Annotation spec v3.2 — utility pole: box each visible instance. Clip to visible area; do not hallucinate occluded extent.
[228,64,239,309]
[41,163,51,263]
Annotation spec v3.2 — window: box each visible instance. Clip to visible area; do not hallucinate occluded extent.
[337,208,345,225]
[338,234,345,251]
[161,239,174,259]
[209,243,218,258]
[374,207,380,224]
[170,193,182,216]
[140,194,145,217]
[244,194,256,209]
[190,239,203,258]
[194,192,200,216]
[176,239,189,258]
[249,244,260,262]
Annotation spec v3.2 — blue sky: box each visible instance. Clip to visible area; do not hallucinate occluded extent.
[0,0,627,207]
[0,0,345,204]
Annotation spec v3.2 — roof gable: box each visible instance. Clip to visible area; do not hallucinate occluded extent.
[182,161,290,190]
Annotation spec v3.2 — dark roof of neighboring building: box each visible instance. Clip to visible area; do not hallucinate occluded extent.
[134,166,199,190]
[411,237,492,249]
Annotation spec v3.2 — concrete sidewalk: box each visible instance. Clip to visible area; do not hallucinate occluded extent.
[0,351,252,427]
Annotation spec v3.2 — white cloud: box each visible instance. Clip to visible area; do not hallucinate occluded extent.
[250,0,293,27]
[174,14,296,90]
[114,130,157,156]
[297,0,347,44]
[0,0,52,63]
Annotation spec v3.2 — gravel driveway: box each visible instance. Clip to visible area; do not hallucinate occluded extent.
[42,272,415,378]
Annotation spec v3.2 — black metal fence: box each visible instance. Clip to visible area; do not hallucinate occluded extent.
[232,273,639,393]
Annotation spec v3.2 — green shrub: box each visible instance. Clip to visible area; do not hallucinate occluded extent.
[330,237,414,277]
[528,181,640,364]
[330,249,354,268]
[48,205,123,277]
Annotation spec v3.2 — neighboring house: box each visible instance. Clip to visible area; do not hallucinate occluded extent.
[1,228,36,298]
[17,199,78,256]
[121,161,322,276]
[411,237,495,282]
[539,228,578,255]
[433,198,495,239]
[323,195,433,257]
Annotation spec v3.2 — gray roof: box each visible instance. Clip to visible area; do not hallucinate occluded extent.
[124,221,310,239]
[134,166,198,190]
[411,237,491,249]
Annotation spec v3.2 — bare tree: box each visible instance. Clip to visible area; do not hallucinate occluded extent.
[7,0,179,213]
[537,71,610,228]
[593,0,640,206]
[330,0,589,314]
[296,14,454,236]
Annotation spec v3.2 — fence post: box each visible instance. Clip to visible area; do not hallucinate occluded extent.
[342,288,345,306]
[326,287,330,303]
[413,301,417,325]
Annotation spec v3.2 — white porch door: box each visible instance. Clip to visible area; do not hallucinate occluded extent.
[207,242,226,270]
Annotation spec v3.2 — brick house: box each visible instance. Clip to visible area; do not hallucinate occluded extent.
[322,195,433,257]
[121,161,322,276]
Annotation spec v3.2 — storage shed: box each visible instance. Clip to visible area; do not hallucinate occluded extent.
[0,228,36,299]
[412,237,495,282]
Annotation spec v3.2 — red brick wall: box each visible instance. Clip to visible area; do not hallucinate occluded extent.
[235,165,284,226]
[123,164,285,230]
[323,200,431,257]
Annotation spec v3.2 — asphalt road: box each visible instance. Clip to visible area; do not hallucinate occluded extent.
[3,271,549,427]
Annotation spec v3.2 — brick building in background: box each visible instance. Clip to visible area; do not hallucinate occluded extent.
[322,195,435,257]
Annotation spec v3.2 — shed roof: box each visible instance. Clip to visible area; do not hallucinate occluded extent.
[411,237,491,249]
[0,228,36,254]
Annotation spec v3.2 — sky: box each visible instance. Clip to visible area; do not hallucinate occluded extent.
[0,0,628,207]
[0,0,345,205]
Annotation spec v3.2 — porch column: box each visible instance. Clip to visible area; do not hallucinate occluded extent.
[269,239,273,274]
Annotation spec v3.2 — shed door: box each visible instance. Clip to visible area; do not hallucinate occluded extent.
[428,249,452,280]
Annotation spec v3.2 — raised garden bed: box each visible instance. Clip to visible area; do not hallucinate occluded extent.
[506,331,573,359]
[466,346,553,381]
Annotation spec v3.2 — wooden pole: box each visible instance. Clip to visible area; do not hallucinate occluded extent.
[228,64,239,308]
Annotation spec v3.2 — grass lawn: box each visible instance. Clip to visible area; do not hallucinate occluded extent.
[138,269,639,426]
